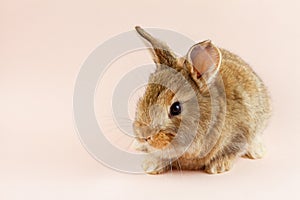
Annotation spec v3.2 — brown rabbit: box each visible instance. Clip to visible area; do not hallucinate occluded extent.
[133,26,271,174]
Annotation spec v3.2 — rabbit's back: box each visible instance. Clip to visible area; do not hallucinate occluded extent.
[219,49,271,142]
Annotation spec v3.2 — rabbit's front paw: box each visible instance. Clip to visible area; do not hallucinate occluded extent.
[142,158,167,175]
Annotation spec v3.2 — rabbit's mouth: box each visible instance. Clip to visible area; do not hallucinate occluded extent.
[146,132,176,149]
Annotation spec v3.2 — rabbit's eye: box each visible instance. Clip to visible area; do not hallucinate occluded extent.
[170,101,181,116]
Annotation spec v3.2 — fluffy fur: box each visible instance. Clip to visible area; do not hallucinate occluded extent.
[133,26,271,174]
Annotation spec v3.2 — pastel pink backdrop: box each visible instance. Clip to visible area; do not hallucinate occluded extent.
[1,0,299,199]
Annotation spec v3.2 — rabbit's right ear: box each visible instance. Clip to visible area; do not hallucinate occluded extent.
[135,26,177,68]
[185,40,222,84]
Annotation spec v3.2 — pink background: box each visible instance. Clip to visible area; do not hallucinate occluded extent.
[1,0,299,199]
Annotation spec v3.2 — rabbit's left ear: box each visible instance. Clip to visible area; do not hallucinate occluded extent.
[185,40,222,83]
[135,26,177,68]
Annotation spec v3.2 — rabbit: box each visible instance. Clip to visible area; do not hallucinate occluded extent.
[133,26,271,174]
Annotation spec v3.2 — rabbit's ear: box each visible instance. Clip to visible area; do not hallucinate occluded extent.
[135,26,177,68]
[185,40,221,83]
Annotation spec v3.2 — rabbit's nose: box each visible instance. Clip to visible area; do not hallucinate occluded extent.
[145,136,151,142]
[143,128,159,140]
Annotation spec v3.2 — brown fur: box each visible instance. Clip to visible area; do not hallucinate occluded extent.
[133,26,271,174]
